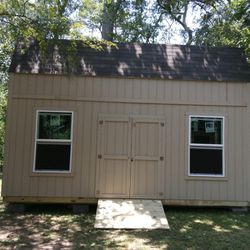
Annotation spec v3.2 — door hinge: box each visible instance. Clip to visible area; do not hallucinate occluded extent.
[160,156,164,161]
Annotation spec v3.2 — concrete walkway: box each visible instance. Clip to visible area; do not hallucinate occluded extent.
[94,199,169,229]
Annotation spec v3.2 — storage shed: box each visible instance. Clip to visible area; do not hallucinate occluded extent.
[2,40,250,207]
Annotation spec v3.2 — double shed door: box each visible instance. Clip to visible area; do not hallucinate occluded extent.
[95,115,165,199]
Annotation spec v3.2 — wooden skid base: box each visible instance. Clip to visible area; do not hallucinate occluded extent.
[3,196,249,207]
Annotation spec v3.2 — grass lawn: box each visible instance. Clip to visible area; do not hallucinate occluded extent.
[0,176,250,249]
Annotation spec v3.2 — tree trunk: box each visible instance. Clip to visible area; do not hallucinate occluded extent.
[101,0,123,41]
[101,1,114,41]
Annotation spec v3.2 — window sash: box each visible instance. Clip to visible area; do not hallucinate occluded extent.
[33,110,73,173]
[37,112,72,140]
[190,116,223,146]
[188,115,224,177]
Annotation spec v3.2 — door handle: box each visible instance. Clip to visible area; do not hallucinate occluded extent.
[130,158,134,162]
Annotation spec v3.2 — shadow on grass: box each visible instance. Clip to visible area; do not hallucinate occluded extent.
[0,203,249,249]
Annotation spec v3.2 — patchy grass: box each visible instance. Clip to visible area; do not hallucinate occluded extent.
[0,201,249,249]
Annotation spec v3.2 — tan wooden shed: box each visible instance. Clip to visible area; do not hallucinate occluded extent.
[2,40,250,207]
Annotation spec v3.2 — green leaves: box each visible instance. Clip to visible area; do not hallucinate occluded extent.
[0,85,7,167]
[194,0,250,62]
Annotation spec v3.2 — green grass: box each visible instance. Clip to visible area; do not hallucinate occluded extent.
[0,200,249,249]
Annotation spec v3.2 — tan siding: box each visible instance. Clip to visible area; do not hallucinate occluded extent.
[3,74,249,203]
[247,84,250,202]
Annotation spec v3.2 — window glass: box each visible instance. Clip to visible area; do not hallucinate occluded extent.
[38,112,71,140]
[35,144,71,171]
[191,117,222,144]
[34,111,72,172]
[189,116,224,176]
[190,148,223,175]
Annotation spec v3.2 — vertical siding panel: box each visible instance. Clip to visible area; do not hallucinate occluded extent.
[82,102,93,195]
[101,77,109,98]
[2,76,14,195]
[180,81,188,102]
[26,75,36,96]
[117,78,125,99]
[72,102,83,196]
[46,177,56,197]
[156,80,165,101]
[55,177,64,196]
[108,78,117,99]
[11,100,26,195]
[11,74,18,95]
[178,106,186,199]
[140,79,148,100]
[148,80,157,100]
[195,182,204,200]
[164,81,172,102]
[43,75,53,96]
[203,182,212,200]
[76,76,85,97]
[133,79,141,100]
[17,75,27,96]
[35,74,45,96]
[170,106,179,198]
[68,77,77,97]
[92,77,102,98]
[20,100,33,195]
[171,81,180,103]
[38,178,48,196]
[85,77,94,98]
[164,107,171,198]
[235,108,243,200]
[247,84,250,202]
[227,108,235,200]
[52,75,62,97]
[29,177,39,196]
[124,78,133,99]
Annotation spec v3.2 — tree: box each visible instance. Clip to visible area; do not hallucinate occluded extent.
[156,0,220,45]
[0,0,79,166]
[194,0,250,61]
[80,0,164,43]
[0,84,7,167]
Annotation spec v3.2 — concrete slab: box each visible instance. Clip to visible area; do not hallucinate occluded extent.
[94,199,169,229]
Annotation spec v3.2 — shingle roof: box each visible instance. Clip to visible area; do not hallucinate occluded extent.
[9,39,250,82]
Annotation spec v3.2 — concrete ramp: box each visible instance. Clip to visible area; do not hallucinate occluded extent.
[94,199,169,229]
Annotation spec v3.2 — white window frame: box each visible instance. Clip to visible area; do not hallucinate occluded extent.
[33,110,74,173]
[188,115,225,177]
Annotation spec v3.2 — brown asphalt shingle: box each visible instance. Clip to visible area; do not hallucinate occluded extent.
[9,40,250,82]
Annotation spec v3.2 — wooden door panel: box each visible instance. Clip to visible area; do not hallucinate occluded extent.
[134,122,159,157]
[130,160,158,198]
[104,121,129,156]
[98,159,130,197]
[130,118,165,199]
[95,116,131,198]
[96,115,165,199]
